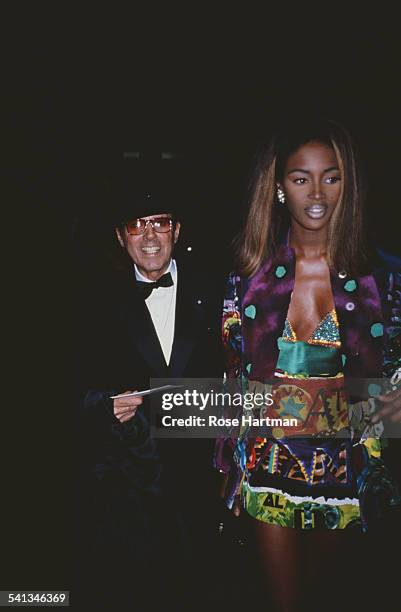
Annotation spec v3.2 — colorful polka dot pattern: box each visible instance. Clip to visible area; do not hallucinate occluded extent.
[344,280,357,292]
[275,265,287,278]
[370,322,384,338]
[244,305,256,319]
[368,383,382,397]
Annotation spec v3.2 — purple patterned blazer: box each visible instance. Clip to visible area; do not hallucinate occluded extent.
[215,244,401,508]
[239,244,399,382]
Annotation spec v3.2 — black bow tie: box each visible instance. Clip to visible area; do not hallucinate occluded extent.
[136,272,174,299]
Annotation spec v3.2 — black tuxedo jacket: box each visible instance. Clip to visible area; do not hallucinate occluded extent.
[77,259,223,498]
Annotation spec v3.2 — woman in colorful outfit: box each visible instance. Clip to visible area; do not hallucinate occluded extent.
[215,119,401,610]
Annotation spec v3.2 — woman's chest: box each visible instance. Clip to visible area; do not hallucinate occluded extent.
[287,261,334,342]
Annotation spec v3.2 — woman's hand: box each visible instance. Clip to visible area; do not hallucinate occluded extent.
[371,386,401,424]
[219,472,241,516]
[232,496,242,517]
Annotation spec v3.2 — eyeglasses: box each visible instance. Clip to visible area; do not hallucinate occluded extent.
[125,216,173,235]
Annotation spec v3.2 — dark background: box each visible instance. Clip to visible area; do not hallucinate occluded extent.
[4,7,401,604]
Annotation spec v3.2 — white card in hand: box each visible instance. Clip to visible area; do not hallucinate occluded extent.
[110,384,182,399]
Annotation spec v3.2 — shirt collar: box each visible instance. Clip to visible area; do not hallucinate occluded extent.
[134,259,177,284]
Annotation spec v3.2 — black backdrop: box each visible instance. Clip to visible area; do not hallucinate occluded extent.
[4,8,401,605]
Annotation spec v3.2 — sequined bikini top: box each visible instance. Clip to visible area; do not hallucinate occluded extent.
[282,308,341,348]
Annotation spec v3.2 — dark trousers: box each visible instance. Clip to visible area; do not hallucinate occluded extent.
[72,471,224,612]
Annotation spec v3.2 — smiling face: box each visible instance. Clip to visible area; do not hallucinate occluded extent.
[116,213,180,281]
[277,141,342,234]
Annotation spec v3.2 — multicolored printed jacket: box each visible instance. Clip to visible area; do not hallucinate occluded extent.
[215,244,401,522]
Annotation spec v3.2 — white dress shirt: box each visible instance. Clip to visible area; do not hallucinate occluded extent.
[134,259,177,365]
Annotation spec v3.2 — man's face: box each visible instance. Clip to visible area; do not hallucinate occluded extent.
[116,213,180,281]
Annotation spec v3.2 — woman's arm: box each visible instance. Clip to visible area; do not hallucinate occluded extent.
[214,272,246,512]
[372,270,401,424]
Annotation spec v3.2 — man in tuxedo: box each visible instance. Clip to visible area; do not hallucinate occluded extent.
[75,165,223,610]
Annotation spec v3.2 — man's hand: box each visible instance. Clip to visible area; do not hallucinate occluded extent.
[371,386,401,424]
[113,391,143,423]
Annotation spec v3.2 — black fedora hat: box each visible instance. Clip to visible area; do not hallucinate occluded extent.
[108,159,183,227]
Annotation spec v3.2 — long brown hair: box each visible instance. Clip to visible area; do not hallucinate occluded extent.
[235,119,369,277]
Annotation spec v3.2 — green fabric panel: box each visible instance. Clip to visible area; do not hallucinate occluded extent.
[276,337,342,376]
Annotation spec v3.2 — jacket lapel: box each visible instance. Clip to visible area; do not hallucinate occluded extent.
[168,273,200,377]
[331,270,384,378]
[119,279,168,377]
[242,245,295,380]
